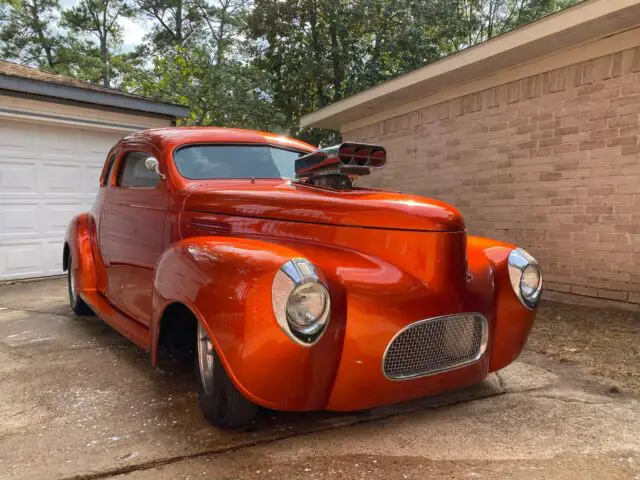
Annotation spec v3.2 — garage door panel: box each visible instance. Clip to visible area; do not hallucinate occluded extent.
[0,159,102,199]
[0,161,38,194]
[0,242,42,278]
[42,163,85,194]
[0,120,125,280]
[83,165,103,193]
[41,203,88,235]
[0,239,64,280]
[0,203,39,236]
[43,240,64,273]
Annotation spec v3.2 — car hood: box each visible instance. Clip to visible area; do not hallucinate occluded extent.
[182,179,464,232]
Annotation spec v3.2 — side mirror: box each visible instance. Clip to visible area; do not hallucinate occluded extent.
[145,156,165,180]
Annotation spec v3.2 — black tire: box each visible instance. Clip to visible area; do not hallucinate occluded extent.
[196,323,258,428]
[67,256,93,315]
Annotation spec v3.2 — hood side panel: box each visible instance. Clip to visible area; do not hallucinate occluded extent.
[181,211,468,300]
[183,180,464,232]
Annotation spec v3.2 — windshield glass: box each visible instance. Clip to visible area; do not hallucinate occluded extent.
[173,144,304,179]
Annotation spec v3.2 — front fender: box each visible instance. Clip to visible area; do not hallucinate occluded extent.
[151,234,537,412]
[151,237,349,411]
[467,236,537,372]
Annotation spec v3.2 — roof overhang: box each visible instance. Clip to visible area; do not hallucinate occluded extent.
[0,74,190,120]
[301,0,640,129]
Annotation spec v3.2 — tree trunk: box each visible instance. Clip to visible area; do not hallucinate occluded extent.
[329,9,342,101]
[29,0,55,68]
[309,0,327,107]
[101,8,110,88]
[175,0,183,43]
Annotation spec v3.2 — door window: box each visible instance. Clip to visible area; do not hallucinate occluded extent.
[118,152,160,188]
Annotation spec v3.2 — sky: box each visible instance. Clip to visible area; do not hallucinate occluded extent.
[58,0,148,52]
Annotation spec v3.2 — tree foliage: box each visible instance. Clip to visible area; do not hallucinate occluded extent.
[0,0,581,142]
[0,0,66,69]
[61,0,134,87]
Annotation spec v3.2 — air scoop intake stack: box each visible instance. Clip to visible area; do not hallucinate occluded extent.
[295,142,387,190]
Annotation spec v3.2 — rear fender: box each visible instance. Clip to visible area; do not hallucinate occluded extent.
[64,213,98,295]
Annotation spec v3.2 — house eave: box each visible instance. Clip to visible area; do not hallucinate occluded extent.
[0,74,190,119]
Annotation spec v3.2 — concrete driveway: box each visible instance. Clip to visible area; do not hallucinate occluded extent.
[0,278,638,479]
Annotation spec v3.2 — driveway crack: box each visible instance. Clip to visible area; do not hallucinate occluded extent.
[0,305,73,318]
[532,394,609,406]
[61,389,505,480]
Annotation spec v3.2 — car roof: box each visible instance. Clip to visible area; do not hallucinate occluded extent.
[123,127,317,153]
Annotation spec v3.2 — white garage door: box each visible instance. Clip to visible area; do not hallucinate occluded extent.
[0,121,125,280]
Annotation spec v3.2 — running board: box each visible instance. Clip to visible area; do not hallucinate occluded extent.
[80,290,151,351]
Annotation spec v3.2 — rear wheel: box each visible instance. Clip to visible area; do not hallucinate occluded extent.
[196,322,258,428]
[67,256,93,315]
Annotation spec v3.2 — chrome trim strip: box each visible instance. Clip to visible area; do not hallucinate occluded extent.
[381,313,489,381]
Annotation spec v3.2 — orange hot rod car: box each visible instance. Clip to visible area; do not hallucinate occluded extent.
[64,127,542,428]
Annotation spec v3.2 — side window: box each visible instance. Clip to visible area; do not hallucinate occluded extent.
[117,151,160,188]
[101,155,116,186]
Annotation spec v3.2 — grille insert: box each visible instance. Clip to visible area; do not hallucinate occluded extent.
[383,314,488,380]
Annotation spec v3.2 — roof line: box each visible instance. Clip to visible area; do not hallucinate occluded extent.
[0,74,190,119]
[300,0,640,129]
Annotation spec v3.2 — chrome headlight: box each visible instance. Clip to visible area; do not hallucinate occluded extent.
[508,248,542,309]
[272,259,330,345]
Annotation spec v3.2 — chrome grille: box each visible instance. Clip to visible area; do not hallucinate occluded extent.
[383,314,488,380]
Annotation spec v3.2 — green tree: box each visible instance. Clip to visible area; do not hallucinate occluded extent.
[134,0,201,51]
[124,46,288,131]
[61,0,134,87]
[446,0,580,49]
[122,0,291,131]
[247,0,580,143]
[246,0,444,142]
[0,0,66,69]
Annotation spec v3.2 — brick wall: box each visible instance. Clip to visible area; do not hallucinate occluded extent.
[345,46,640,305]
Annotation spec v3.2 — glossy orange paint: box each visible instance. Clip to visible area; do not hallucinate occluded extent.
[65,127,538,413]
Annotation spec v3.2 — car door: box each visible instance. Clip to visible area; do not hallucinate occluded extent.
[100,148,168,325]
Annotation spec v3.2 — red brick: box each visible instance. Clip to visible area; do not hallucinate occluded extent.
[555,126,579,136]
[553,143,578,153]
[621,144,640,155]
[572,285,598,297]
[598,289,628,301]
[608,114,638,128]
[607,136,638,147]
[579,140,606,150]
[540,172,562,181]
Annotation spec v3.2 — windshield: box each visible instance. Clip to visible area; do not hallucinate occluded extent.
[173,144,304,179]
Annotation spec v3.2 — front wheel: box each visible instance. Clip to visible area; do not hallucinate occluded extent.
[67,256,93,315]
[196,322,258,428]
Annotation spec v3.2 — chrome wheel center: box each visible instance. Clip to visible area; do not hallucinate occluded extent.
[197,323,215,395]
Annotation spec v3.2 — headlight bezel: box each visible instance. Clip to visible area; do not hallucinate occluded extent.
[272,258,331,346]
[508,248,542,309]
